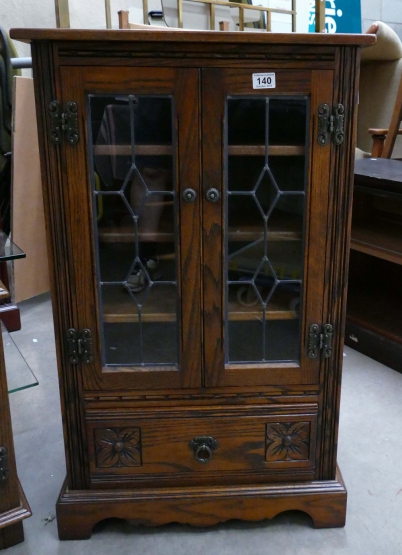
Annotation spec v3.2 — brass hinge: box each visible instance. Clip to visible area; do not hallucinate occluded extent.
[66,328,93,364]
[49,100,79,145]
[308,324,333,359]
[0,447,9,481]
[317,103,345,146]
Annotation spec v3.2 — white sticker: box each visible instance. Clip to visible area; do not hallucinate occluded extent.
[252,73,276,89]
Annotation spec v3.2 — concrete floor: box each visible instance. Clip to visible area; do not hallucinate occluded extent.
[5,292,402,554]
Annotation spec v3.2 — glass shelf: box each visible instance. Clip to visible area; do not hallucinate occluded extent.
[0,229,26,261]
[3,323,39,393]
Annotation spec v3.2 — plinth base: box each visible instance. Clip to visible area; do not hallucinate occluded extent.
[0,481,32,549]
[56,467,347,540]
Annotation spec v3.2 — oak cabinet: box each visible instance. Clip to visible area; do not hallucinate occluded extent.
[0,325,31,549]
[10,28,374,540]
[0,238,31,549]
[346,158,402,371]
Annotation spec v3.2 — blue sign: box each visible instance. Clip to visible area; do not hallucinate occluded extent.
[309,0,362,33]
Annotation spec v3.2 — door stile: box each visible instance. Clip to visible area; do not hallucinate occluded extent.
[56,65,92,488]
[300,69,334,384]
[175,68,202,388]
[318,47,361,480]
[201,69,225,387]
[305,68,345,481]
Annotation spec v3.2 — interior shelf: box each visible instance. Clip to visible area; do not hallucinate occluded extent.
[94,145,172,156]
[93,144,305,157]
[228,145,305,156]
[98,214,303,243]
[228,215,302,242]
[227,293,298,322]
[102,286,298,324]
[351,219,402,265]
[98,226,173,243]
[347,283,402,345]
[228,229,300,241]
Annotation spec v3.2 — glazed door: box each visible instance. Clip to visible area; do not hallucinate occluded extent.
[202,68,334,387]
[59,66,201,390]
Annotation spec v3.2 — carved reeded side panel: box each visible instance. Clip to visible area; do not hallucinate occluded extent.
[94,428,142,468]
[265,422,310,462]
[318,46,361,481]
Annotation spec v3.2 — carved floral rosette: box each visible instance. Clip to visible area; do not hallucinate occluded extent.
[265,422,310,462]
[94,427,142,468]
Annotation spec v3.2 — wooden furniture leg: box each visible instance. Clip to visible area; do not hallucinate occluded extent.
[0,522,24,549]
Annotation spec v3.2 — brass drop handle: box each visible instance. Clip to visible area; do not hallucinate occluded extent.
[189,436,219,464]
[205,188,221,202]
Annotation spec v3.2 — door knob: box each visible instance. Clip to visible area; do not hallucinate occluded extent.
[205,188,221,202]
[182,188,197,203]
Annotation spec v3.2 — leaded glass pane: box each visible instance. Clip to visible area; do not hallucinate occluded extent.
[226,96,308,364]
[88,95,178,367]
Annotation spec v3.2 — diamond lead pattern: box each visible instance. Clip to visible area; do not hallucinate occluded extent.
[91,94,178,366]
[254,167,280,220]
[227,97,307,363]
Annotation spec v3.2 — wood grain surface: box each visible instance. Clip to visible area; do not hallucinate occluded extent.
[10,27,375,47]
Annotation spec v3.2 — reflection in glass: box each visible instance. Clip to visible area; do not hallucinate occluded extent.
[89,95,178,367]
[3,322,39,393]
[226,96,308,364]
[0,229,25,261]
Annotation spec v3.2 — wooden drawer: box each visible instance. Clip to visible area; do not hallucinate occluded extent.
[86,406,317,482]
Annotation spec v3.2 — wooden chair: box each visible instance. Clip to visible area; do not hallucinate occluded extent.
[374,70,402,158]
[117,0,294,32]
[357,22,402,160]
[118,2,260,32]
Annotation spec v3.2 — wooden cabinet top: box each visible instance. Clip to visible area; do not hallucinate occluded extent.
[355,158,402,195]
[10,28,376,48]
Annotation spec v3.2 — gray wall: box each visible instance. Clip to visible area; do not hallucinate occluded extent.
[2,0,134,60]
[361,0,402,38]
